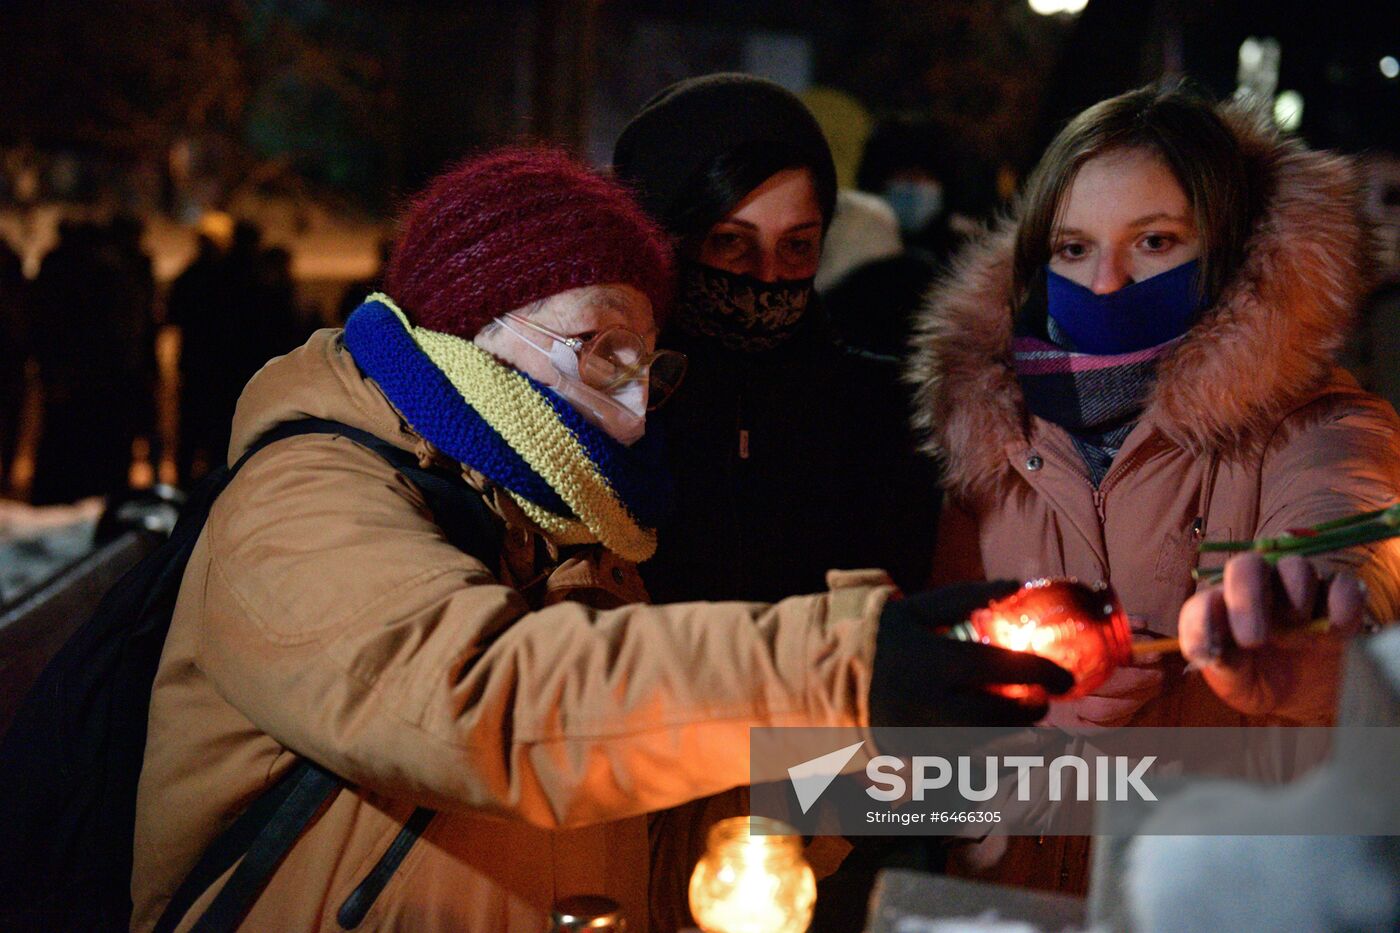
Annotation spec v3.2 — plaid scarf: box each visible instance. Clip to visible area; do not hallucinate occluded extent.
[1012,315,1180,486]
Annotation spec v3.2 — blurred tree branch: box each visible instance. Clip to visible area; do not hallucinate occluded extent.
[0,0,397,210]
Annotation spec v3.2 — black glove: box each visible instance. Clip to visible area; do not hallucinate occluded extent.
[869,581,1075,728]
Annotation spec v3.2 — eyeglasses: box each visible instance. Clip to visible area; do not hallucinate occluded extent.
[501,314,688,411]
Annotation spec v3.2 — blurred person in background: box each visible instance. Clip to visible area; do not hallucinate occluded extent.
[1341,152,1400,414]
[858,115,964,265]
[168,228,235,482]
[107,213,159,477]
[253,244,312,352]
[132,147,1074,933]
[821,116,970,365]
[29,220,148,504]
[813,189,914,360]
[169,220,306,482]
[911,81,1400,892]
[0,239,30,498]
[812,189,903,297]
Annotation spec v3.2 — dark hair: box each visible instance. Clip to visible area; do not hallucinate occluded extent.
[857,115,955,193]
[612,73,838,247]
[665,140,838,254]
[1012,82,1257,308]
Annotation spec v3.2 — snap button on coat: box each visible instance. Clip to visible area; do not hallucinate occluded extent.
[1025,454,1043,472]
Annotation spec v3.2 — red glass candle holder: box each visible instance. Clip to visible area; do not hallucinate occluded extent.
[953,578,1132,703]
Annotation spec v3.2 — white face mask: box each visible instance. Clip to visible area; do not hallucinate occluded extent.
[496,318,648,446]
[883,179,945,234]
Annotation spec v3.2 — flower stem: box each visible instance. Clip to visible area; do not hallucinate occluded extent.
[1194,515,1400,584]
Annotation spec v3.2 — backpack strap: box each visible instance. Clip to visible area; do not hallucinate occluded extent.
[152,760,338,933]
[335,805,437,929]
[154,419,499,933]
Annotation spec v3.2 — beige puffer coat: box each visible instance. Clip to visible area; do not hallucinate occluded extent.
[131,329,892,931]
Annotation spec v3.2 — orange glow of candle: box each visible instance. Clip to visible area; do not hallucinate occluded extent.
[955,578,1133,703]
[688,817,815,933]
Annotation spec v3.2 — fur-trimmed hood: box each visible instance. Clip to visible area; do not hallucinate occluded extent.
[909,108,1372,499]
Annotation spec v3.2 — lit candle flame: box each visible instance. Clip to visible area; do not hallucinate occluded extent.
[689,817,815,933]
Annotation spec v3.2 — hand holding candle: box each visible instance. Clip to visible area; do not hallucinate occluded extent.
[947,504,1392,715]
[946,557,1365,721]
[871,582,1076,728]
[949,578,1133,704]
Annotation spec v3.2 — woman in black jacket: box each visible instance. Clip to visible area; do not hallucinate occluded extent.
[613,73,941,605]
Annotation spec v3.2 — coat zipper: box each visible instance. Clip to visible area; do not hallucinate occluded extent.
[1038,434,1207,593]
[1035,446,1108,521]
[1031,445,1112,576]
[736,376,750,460]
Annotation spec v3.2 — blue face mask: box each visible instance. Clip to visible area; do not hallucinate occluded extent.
[1045,259,1206,355]
[883,180,944,234]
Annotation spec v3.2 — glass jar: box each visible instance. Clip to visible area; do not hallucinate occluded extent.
[688,816,816,933]
[951,578,1132,703]
[548,894,626,932]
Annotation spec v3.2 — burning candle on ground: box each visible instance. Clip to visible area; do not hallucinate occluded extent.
[688,816,815,933]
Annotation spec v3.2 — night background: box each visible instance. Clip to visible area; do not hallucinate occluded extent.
[0,0,1396,510]
[0,4,1398,929]
[3,1,1395,210]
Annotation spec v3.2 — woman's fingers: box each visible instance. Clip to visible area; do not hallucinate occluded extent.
[1073,666,1165,724]
[1274,555,1317,628]
[1221,552,1273,649]
[1276,559,1364,635]
[1179,587,1227,666]
[966,644,1075,695]
[1326,573,1367,635]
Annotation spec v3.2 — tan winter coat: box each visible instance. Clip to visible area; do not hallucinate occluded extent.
[908,108,1400,893]
[131,329,892,932]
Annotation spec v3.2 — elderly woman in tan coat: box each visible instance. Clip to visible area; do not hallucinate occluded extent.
[911,83,1399,890]
[129,149,1077,933]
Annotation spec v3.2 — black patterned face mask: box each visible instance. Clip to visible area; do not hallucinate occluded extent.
[677,262,814,352]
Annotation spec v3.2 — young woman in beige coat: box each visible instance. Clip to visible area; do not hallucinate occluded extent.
[911,83,1395,891]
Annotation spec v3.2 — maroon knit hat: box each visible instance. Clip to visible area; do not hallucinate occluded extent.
[383,147,675,339]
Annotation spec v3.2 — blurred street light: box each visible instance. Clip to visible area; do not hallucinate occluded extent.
[1028,0,1089,17]
[1274,90,1305,131]
[1235,36,1281,105]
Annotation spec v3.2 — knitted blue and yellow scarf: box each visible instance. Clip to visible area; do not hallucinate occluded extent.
[344,294,671,562]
